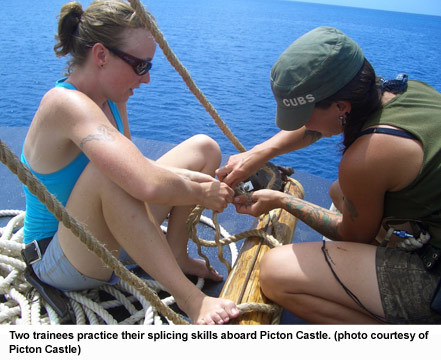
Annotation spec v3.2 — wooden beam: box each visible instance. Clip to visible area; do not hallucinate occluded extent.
[220,178,304,324]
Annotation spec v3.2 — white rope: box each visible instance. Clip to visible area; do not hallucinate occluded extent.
[83,305,101,325]
[162,213,239,265]
[43,300,61,325]
[0,210,237,325]
[8,287,31,325]
[0,255,26,271]
[0,209,24,218]
[101,284,139,316]
[199,214,239,263]
[0,303,21,324]
[30,291,42,325]
[70,298,86,325]
[0,211,24,240]
[65,291,118,325]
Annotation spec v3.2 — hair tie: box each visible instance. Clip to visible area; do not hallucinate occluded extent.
[70,6,83,35]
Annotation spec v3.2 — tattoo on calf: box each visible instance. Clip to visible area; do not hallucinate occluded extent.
[80,125,116,150]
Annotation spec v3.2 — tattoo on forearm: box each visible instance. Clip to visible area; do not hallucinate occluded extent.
[80,125,116,150]
[303,130,322,144]
[283,195,341,240]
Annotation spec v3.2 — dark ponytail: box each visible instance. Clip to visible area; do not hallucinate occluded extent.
[54,2,83,58]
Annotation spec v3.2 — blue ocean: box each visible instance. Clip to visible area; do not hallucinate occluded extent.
[1,0,440,180]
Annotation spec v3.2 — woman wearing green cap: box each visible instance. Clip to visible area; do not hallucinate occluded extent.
[216,26,441,324]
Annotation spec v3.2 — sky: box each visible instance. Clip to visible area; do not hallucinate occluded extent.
[295,0,441,16]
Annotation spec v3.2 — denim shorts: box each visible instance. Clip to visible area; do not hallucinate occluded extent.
[376,246,441,324]
[32,233,119,292]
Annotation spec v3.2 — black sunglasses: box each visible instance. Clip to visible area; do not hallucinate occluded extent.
[107,47,152,76]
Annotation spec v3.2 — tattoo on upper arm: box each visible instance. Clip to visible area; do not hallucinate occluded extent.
[303,130,322,144]
[80,125,117,150]
[344,197,358,221]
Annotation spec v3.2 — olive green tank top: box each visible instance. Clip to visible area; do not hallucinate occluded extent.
[363,80,441,248]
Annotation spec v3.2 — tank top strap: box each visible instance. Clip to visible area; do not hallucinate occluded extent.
[55,77,76,90]
[106,100,124,134]
[357,127,417,140]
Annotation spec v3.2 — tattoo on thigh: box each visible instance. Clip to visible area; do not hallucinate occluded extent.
[80,125,116,150]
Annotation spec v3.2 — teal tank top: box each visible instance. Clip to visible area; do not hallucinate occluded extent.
[22,78,125,244]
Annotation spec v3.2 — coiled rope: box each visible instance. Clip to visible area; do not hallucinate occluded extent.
[0,207,239,325]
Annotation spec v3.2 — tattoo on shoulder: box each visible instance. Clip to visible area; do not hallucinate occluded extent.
[80,125,117,150]
[303,130,322,144]
[344,197,358,221]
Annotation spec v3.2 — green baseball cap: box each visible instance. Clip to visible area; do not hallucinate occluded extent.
[270,26,365,131]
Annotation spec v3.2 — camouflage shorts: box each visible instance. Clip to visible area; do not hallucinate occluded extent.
[376,246,441,324]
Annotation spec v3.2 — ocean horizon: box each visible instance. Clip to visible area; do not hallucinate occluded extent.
[1,0,440,180]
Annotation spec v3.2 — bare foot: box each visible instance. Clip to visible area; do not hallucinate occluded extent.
[178,256,223,281]
[177,289,240,325]
[195,296,240,325]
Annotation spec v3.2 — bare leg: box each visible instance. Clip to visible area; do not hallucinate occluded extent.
[158,205,222,281]
[259,241,384,324]
[149,134,223,280]
[57,135,238,324]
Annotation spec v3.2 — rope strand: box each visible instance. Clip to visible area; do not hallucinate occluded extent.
[128,0,247,153]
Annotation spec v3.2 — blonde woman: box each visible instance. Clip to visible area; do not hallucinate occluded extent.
[21,0,238,325]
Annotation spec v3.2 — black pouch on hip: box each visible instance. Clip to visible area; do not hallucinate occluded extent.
[416,243,441,314]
